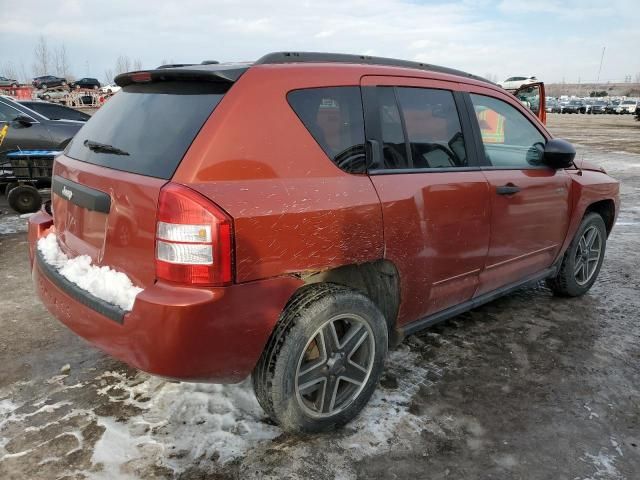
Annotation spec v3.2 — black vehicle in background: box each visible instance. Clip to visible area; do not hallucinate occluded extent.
[19,101,90,122]
[70,77,101,90]
[0,96,84,163]
[32,75,68,89]
[589,100,608,114]
[562,99,586,114]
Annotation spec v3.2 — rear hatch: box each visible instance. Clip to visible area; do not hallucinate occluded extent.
[51,70,240,288]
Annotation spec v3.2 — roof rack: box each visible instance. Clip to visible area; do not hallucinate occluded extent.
[255,51,494,85]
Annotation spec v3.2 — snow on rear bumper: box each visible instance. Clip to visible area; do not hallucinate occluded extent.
[29,216,303,383]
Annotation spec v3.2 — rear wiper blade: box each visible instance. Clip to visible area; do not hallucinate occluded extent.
[83,139,129,156]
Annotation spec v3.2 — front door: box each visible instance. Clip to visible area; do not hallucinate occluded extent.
[362,76,491,325]
[465,90,571,295]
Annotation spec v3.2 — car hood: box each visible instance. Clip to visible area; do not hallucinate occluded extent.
[578,159,606,173]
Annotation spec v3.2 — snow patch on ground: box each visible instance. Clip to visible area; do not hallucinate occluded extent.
[86,346,438,478]
[37,233,142,311]
[0,214,28,235]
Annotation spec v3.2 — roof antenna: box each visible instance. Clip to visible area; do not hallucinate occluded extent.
[574,152,584,176]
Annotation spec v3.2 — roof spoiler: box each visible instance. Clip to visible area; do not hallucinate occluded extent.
[115,64,248,87]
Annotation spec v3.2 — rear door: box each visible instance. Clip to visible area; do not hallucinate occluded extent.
[362,76,491,325]
[463,88,571,295]
[51,79,229,287]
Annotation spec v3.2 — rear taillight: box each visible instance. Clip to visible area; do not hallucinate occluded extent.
[155,183,233,286]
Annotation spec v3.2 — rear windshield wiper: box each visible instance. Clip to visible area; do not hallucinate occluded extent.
[83,139,129,156]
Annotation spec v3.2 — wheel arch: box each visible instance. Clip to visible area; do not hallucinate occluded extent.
[297,259,401,340]
[585,199,616,236]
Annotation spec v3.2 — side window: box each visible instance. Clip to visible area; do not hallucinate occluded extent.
[377,87,409,169]
[395,87,467,169]
[0,102,20,123]
[287,86,366,173]
[470,94,545,168]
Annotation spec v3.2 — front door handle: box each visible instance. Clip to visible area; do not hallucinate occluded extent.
[496,184,521,195]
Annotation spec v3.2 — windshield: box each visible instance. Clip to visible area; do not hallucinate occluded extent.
[66,81,227,179]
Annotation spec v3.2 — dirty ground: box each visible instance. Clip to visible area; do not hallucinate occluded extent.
[0,114,639,479]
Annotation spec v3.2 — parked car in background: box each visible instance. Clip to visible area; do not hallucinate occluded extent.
[616,100,639,114]
[546,98,561,113]
[19,101,90,122]
[605,100,620,114]
[498,76,538,90]
[0,95,84,162]
[28,52,619,434]
[70,78,101,90]
[562,100,586,114]
[37,90,70,103]
[0,76,19,88]
[100,83,122,94]
[589,100,608,114]
[32,75,68,89]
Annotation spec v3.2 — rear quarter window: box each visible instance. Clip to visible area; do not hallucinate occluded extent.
[287,86,366,173]
[66,82,227,179]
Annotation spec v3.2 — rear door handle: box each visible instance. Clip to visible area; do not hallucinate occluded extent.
[496,184,521,195]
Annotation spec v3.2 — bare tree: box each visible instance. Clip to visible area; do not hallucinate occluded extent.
[1,62,18,81]
[53,44,71,78]
[103,69,114,85]
[114,55,132,75]
[32,35,51,76]
[133,58,143,71]
[19,62,30,84]
[635,72,640,84]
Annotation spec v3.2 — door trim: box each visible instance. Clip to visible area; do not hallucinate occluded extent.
[400,263,559,337]
[484,244,558,270]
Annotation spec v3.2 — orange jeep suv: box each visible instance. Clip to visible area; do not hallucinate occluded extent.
[28,52,619,433]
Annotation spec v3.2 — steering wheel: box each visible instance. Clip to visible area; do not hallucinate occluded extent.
[419,143,458,168]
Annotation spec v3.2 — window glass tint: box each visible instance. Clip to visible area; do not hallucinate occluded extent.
[470,93,545,168]
[396,87,467,168]
[287,87,365,173]
[66,82,226,179]
[0,101,21,122]
[377,87,409,169]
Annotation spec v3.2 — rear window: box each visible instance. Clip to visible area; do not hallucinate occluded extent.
[66,82,226,179]
[287,86,366,173]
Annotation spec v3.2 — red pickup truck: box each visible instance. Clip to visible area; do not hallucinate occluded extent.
[28,52,619,433]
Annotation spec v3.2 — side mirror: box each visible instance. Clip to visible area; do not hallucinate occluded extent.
[544,138,575,169]
[13,115,34,127]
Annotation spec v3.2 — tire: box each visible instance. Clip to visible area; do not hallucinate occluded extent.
[7,184,42,214]
[3,182,18,197]
[252,283,388,434]
[546,212,607,297]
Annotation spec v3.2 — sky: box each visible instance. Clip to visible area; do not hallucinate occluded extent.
[1,0,639,84]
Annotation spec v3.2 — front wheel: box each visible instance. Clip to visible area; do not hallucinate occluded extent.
[546,212,606,297]
[252,284,388,433]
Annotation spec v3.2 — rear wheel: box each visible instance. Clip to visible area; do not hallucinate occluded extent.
[7,184,42,214]
[252,284,388,433]
[546,212,606,297]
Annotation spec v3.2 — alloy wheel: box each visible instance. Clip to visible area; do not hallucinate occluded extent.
[574,225,602,285]
[295,314,375,418]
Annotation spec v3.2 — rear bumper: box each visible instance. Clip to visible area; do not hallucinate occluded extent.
[29,213,302,383]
